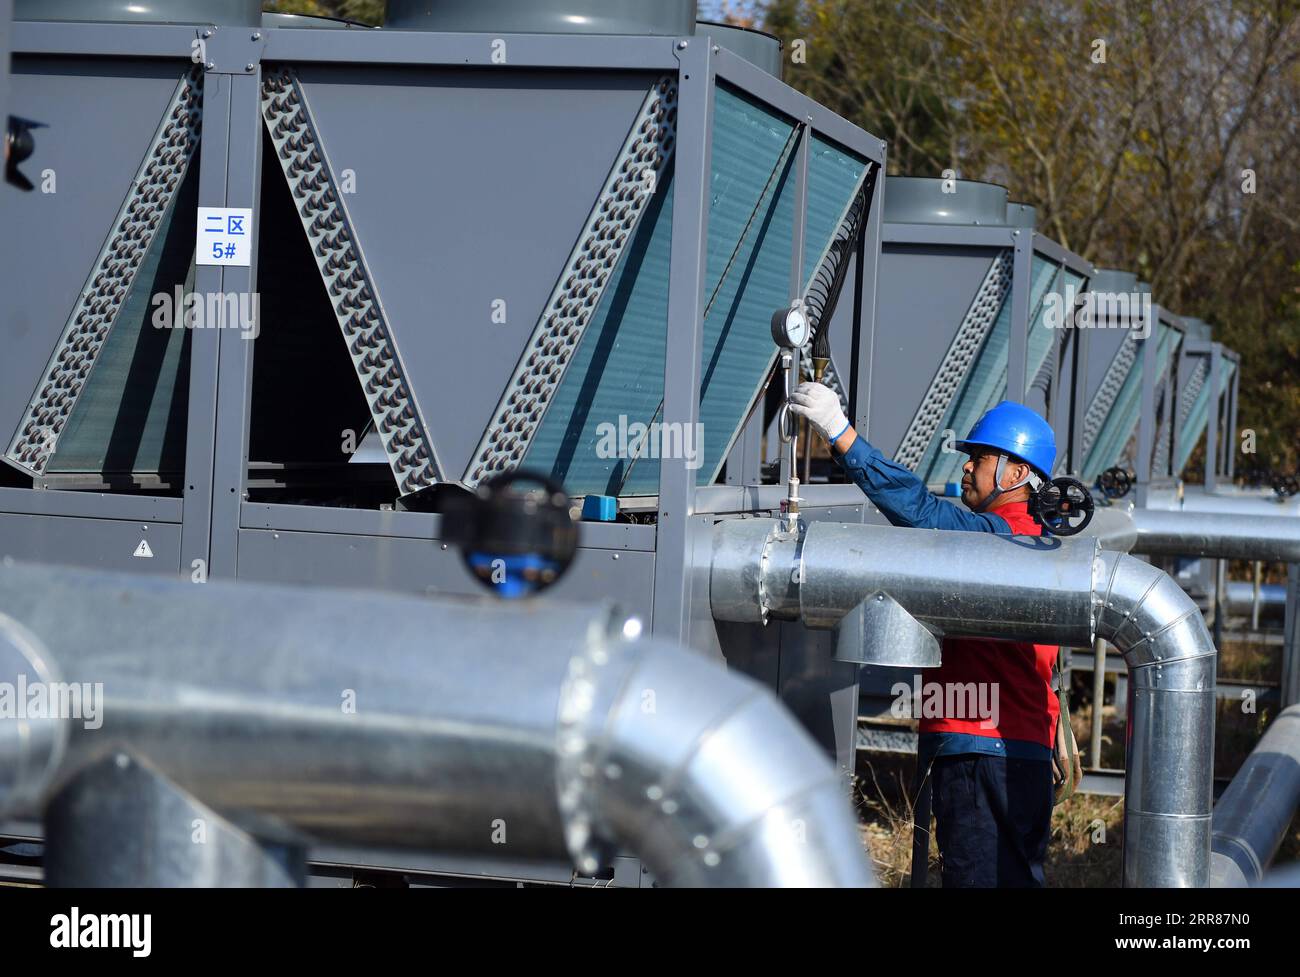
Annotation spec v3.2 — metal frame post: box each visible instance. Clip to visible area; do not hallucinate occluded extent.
[1157,332,1176,481]
[1227,357,1240,479]
[1045,262,1065,448]
[180,70,231,584]
[852,162,885,437]
[1284,564,1300,708]
[652,40,712,643]
[207,69,263,578]
[0,0,11,140]
[778,122,809,489]
[1205,343,1221,492]
[1135,307,1159,508]
[1067,297,1091,476]
[1171,343,1191,482]
[1035,256,1068,469]
[1005,229,1032,403]
[1218,377,1229,480]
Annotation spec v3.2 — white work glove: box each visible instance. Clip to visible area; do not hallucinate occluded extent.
[788,381,850,443]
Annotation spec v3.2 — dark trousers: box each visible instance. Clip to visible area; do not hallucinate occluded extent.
[930,753,1053,888]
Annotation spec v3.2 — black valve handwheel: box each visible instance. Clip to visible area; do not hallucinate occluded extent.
[1031,477,1096,536]
[1098,466,1133,499]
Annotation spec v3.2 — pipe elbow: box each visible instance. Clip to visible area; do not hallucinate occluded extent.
[558,636,876,887]
[1093,551,1216,685]
[1093,552,1217,887]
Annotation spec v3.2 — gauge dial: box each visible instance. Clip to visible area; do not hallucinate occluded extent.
[770,305,810,349]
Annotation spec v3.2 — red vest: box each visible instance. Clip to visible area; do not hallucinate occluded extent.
[917,499,1060,748]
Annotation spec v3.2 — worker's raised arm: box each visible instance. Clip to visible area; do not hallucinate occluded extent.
[787,382,1010,534]
[833,434,1012,532]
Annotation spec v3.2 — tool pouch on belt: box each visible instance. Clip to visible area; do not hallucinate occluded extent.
[1052,648,1083,805]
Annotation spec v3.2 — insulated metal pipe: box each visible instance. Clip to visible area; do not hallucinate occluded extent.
[1080,506,1138,553]
[1210,705,1300,887]
[1094,550,1218,887]
[0,562,874,888]
[1145,484,1300,518]
[712,518,1098,644]
[711,518,1218,886]
[797,522,1097,641]
[1130,509,1300,563]
[1085,511,1289,622]
[1089,637,1106,770]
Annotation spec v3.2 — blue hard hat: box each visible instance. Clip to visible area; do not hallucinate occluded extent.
[953,401,1056,477]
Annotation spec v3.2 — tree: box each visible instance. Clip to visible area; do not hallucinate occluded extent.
[263,1,384,25]
[764,0,1300,469]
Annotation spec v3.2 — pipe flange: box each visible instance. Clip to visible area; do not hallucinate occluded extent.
[756,531,773,626]
[709,517,785,625]
[555,613,638,877]
[0,612,68,819]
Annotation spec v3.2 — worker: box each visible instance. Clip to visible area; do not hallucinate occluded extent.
[789,382,1061,888]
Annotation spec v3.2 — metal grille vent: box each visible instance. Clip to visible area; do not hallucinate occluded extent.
[1177,358,1209,430]
[262,67,439,496]
[1152,387,1174,475]
[893,249,1013,469]
[464,75,679,488]
[1152,424,1169,477]
[6,69,203,476]
[1080,336,1138,460]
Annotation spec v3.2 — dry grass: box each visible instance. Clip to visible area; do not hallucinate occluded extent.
[1045,792,1125,887]
[853,754,936,888]
[853,752,1125,887]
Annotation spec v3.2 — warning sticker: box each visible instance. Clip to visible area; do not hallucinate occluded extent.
[133,540,154,559]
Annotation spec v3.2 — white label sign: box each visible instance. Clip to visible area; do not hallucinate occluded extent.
[133,539,154,558]
[196,207,253,266]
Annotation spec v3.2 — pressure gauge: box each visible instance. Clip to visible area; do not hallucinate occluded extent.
[770,304,810,349]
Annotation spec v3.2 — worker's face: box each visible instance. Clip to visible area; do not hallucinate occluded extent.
[960,449,1030,509]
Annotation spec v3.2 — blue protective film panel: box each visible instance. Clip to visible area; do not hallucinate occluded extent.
[691,129,867,488]
[520,167,676,495]
[524,82,866,497]
[525,83,796,495]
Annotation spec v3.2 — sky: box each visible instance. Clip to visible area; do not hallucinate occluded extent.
[696,1,768,25]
